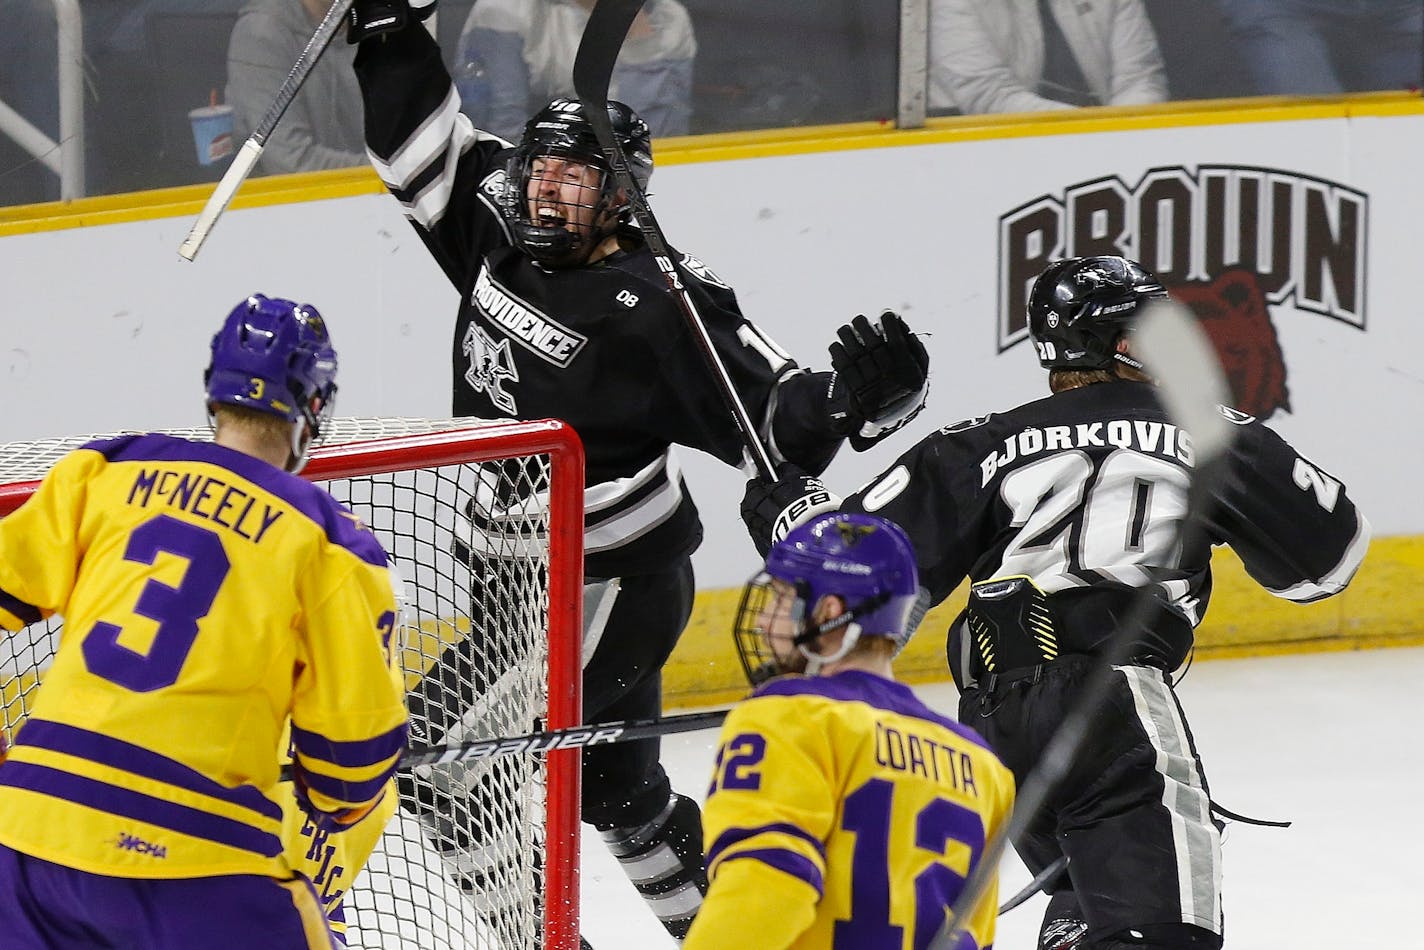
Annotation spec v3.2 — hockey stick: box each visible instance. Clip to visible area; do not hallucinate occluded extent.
[177,0,355,261]
[279,707,730,781]
[998,854,1068,916]
[571,0,777,479]
[929,300,1236,949]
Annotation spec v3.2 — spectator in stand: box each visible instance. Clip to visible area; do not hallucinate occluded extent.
[0,0,63,204]
[929,0,1167,115]
[227,0,366,173]
[1220,0,1423,96]
[453,0,696,141]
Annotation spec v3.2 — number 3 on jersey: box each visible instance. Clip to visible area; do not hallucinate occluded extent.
[82,515,230,692]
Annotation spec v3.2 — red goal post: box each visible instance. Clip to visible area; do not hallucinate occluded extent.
[0,417,585,950]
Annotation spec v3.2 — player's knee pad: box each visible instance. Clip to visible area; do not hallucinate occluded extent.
[598,791,708,940]
[1092,923,1223,949]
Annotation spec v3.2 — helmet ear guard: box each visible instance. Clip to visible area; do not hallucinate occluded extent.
[1027,256,1168,371]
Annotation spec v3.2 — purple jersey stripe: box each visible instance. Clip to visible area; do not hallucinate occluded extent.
[720,847,824,896]
[85,435,387,567]
[292,761,393,805]
[707,822,825,871]
[290,721,408,770]
[17,720,282,822]
[755,670,998,753]
[0,762,282,857]
[0,588,42,626]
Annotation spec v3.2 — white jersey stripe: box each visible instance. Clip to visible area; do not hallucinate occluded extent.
[1118,665,1223,935]
[1269,513,1372,602]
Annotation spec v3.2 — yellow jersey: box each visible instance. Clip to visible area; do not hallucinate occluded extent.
[687,669,1015,950]
[0,434,408,879]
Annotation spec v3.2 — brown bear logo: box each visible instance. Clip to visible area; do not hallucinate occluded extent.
[1168,269,1291,419]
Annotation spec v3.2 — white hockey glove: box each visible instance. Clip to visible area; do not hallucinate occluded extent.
[740,466,841,558]
[829,311,930,451]
[348,0,436,44]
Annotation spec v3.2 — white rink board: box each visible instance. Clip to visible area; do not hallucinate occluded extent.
[2,110,1421,585]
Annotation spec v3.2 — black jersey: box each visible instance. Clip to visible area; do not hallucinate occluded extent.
[354,26,843,577]
[841,380,1370,668]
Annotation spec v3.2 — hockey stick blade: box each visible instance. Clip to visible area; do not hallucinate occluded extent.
[278,707,730,782]
[178,0,355,261]
[571,0,777,477]
[930,301,1236,949]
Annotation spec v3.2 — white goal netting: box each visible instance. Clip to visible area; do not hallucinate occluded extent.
[0,417,584,950]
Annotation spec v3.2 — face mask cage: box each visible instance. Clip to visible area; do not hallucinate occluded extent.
[732,572,896,686]
[504,144,621,266]
[733,573,810,686]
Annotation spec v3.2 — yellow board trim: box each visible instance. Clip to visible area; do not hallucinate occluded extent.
[3,92,1420,238]
[662,534,1424,709]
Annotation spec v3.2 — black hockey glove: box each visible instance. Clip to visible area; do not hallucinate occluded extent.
[828,311,930,451]
[347,0,436,44]
[740,465,842,559]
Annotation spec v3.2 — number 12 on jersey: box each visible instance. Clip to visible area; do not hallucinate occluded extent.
[709,732,987,950]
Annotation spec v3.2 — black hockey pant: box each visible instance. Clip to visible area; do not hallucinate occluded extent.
[959,655,1224,948]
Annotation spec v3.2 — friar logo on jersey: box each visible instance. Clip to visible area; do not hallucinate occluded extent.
[463,322,520,415]
[997,165,1369,420]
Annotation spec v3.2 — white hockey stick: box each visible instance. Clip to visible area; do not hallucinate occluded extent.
[930,300,1235,949]
[177,0,355,261]
[571,0,777,478]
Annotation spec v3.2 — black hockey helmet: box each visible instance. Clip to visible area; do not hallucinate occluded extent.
[1027,256,1168,371]
[500,97,653,267]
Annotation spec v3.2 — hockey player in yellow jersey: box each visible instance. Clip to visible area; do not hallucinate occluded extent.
[0,294,408,949]
[685,512,1015,950]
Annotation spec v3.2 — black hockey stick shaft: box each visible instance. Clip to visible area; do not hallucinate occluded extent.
[179,0,355,261]
[571,0,777,479]
[280,707,730,781]
[930,301,1236,949]
[998,854,1068,916]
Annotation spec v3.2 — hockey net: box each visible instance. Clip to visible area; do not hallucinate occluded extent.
[0,417,584,950]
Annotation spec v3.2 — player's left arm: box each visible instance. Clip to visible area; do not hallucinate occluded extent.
[1211,417,1370,602]
[0,449,99,632]
[289,547,409,831]
[685,699,834,949]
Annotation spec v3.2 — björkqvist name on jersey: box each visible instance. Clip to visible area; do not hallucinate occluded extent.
[472,267,586,366]
[979,419,1194,486]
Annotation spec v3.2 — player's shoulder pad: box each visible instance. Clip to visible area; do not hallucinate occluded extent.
[480,166,507,203]
[1217,405,1257,426]
[938,413,994,436]
[677,252,731,291]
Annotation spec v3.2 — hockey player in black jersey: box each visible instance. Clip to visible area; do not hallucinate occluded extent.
[744,256,1371,949]
[345,2,930,940]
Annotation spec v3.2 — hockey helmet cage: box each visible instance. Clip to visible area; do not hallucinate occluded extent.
[734,512,922,684]
[500,97,653,267]
[1027,256,1168,370]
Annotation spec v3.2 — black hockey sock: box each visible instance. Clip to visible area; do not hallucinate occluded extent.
[598,792,708,940]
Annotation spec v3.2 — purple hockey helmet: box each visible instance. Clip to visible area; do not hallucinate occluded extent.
[204,294,338,443]
[734,512,922,684]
